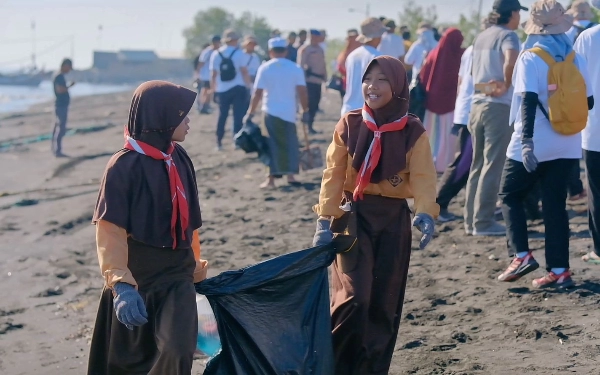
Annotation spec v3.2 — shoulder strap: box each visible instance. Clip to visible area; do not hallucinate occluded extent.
[229,48,238,58]
[585,22,597,31]
[217,50,225,59]
[246,54,254,66]
[528,47,556,66]
[565,51,576,63]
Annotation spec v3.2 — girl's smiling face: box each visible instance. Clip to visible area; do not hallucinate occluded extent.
[171,116,190,142]
[362,63,393,110]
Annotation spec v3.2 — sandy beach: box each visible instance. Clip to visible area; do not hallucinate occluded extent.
[1,88,600,375]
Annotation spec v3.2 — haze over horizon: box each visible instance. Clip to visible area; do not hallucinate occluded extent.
[0,0,537,71]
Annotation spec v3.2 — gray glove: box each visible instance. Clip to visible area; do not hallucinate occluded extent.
[113,282,148,330]
[312,218,334,247]
[521,138,539,173]
[412,213,435,250]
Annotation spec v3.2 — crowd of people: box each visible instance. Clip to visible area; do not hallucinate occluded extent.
[84,0,600,374]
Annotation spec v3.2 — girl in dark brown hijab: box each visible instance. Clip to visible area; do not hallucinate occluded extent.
[88,81,207,375]
[312,56,439,374]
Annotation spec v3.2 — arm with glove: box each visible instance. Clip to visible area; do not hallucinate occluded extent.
[521,92,539,173]
[96,220,148,330]
[407,133,440,249]
[312,126,349,247]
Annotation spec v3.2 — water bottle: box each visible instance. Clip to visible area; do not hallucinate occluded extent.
[196,294,221,357]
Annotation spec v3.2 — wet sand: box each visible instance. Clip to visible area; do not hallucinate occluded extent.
[1,89,599,374]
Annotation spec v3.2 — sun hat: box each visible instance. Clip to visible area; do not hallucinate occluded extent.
[567,0,595,19]
[242,35,257,47]
[268,37,287,50]
[384,19,397,30]
[356,17,387,43]
[222,29,240,43]
[522,0,574,35]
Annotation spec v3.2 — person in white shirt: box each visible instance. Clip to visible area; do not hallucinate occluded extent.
[404,25,438,86]
[340,17,386,115]
[242,35,262,82]
[497,0,594,289]
[574,0,600,265]
[245,37,309,189]
[565,0,597,43]
[210,29,252,150]
[377,19,405,60]
[197,35,221,114]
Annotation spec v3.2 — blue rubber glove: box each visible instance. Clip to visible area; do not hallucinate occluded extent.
[521,138,538,173]
[412,213,435,250]
[113,282,148,330]
[312,218,334,247]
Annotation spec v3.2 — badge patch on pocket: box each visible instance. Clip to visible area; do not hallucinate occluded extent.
[388,174,403,187]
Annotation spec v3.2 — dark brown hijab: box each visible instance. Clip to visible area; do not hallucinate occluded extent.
[336,56,425,183]
[93,81,202,249]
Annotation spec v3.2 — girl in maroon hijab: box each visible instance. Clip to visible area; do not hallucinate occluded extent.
[420,28,465,172]
[88,81,207,375]
[312,56,439,374]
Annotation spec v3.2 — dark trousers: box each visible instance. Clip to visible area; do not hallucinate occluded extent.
[52,105,69,155]
[306,82,322,130]
[216,85,247,146]
[499,158,575,270]
[331,195,412,375]
[584,150,600,257]
[567,161,584,197]
[437,126,472,210]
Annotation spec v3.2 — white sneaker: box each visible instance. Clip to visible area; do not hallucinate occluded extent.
[473,222,506,237]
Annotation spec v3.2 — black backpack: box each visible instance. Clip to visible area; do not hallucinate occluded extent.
[218,48,238,82]
[575,23,597,41]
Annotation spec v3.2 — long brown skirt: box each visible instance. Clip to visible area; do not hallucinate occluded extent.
[88,239,198,375]
[330,194,412,375]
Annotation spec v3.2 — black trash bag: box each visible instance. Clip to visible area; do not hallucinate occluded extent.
[234,119,270,165]
[408,75,427,122]
[195,236,356,375]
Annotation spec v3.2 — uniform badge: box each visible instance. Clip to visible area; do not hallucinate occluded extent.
[388,174,403,187]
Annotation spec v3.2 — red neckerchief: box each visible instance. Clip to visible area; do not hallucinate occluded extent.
[124,134,189,248]
[353,105,408,201]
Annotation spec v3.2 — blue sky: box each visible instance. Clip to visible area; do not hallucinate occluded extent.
[0,0,537,71]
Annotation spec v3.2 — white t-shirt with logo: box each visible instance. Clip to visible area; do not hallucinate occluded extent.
[341,45,382,116]
[254,58,306,123]
[453,46,474,126]
[506,50,592,163]
[209,45,247,93]
[574,25,600,152]
[377,32,405,59]
[198,46,215,81]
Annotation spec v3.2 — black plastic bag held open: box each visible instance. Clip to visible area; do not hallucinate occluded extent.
[195,236,355,375]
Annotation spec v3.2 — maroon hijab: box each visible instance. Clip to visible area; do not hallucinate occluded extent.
[419,28,464,114]
[336,56,425,183]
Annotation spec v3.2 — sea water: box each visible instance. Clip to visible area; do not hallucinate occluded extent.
[0,80,130,113]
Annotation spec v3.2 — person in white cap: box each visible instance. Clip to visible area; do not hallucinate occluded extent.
[340,17,385,115]
[575,0,600,265]
[377,19,405,60]
[209,29,253,151]
[497,0,594,289]
[566,0,597,43]
[244,37,309,189]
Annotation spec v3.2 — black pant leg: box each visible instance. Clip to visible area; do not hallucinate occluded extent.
[498,159,539,257]
[436,126,472,210]
[539,159,572,270]
[216,88,234,145]
[584,150,600,257]
[306,82,321,129]
[567,160,584,197]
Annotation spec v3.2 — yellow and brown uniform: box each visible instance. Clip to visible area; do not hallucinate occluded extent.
[314,55,438,375]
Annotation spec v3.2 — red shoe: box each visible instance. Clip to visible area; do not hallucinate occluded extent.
[498,252,539,282]
[532,270,575,289]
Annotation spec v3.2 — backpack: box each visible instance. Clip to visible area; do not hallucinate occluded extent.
[218,48,238,82]
[528,47,588,136]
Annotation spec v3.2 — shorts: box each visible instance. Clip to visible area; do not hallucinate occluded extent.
[199,80,211,89]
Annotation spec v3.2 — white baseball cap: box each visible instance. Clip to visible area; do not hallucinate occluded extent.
[268,37,287,49]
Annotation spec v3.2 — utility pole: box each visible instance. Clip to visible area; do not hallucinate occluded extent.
[477,0,484,22]
[31,20,36,70]
[366,3,370,17]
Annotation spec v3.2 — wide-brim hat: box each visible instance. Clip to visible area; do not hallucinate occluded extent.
[566,0,595,19]
[522,0,574,35]
[356,17,387,43]
[222,29,240,43]
[242,35,257,47]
